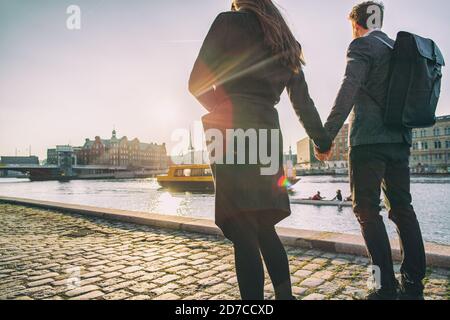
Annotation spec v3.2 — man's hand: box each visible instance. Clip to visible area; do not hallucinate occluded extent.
[314,145,334,162]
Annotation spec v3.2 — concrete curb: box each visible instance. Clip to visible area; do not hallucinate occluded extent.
[1,196,449,269]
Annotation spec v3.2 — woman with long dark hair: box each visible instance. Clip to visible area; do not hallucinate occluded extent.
[189,0,331,300]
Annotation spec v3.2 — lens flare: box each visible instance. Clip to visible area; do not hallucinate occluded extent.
[277,175,292,189]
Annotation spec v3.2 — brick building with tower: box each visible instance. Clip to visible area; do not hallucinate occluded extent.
[75,130,168,170]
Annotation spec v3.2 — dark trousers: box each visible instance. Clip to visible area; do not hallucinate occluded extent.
[223,214,293,300]
[350,143,426,293]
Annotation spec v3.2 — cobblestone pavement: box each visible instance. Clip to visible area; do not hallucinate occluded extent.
[0,204,448,300]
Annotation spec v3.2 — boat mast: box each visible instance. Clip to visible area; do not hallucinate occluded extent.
[188,129,195,164]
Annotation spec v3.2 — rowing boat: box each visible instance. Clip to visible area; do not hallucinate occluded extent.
[290,199,386,209]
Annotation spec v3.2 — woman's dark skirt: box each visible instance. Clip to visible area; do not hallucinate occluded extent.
[202,99,291,240]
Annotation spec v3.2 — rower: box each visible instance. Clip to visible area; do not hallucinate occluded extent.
[332,190,343,202]
[311,191,324,201]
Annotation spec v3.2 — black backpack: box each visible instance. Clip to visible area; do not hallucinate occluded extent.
[375,32,445,129]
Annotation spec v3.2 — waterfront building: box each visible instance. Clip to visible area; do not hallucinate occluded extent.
[76,130,168,170]
[46,146,77,166]
[297,124,349,171]
[411,115,450,174]
[326,124,349,172]
[296,137,322,170]
[46,148,58,165]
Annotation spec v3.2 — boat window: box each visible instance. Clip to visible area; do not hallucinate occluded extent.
[183,169,192,177]
[174,169,184,177]
[191,169,203,177]
[205,168,212,176]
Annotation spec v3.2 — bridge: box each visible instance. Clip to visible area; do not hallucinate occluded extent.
[0,164,166,181]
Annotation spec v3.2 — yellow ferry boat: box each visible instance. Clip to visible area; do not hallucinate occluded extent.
[157,164,215,192]
[157,164,300,193]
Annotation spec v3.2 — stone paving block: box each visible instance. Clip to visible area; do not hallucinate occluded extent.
[311,258,329,265]
[302,263,322,271]
[79,277,103,286]
[103,265,126,273]
[65,285,100,297]
[331,258,350,265]
[27,278,55,287]
[197,277,223,287]
[292,286,308,296]
[151,283,179,296]
[154,293,181,300]
[121,271,147,280]
[177,276,199,286]
[313,270,335,280]
[187,259,210,266]
[209,294,234,300]
[103,281,138,293]
[303,293,326,300]
[28,272,59,282]
[120,266,143,274]
[81,271,104,279]
[342,286,366,299]
[226,277,238,285]
[127,295,153,300]
[294,270,313,278]
[317,282,342,296]
[195,270,219,279]
[205,283,232,295]
[17,285,53,296]
[128,282,158,294]
[102,272,122,279]
[103,290,133,300]
[69,290,104,300]
[153,274,180,285]
[165,265,189,273]
[300,277,325,288]
[13,296,34,300]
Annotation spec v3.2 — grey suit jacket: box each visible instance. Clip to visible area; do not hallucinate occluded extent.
[324,31,412,147]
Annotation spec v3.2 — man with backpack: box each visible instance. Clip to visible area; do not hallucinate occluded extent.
[317,1,445,300]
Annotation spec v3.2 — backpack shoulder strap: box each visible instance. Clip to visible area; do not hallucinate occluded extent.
[373,35,394,50]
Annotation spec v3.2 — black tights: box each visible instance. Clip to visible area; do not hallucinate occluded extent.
[227,217,293,300]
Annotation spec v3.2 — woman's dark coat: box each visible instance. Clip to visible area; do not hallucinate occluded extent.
[189,11,331,233]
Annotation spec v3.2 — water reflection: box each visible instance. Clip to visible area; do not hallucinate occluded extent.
[0,176,448,245]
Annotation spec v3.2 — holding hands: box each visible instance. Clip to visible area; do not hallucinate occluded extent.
[314,143,334,162]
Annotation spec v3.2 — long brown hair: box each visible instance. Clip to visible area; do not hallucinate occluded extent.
[232,0,304,73]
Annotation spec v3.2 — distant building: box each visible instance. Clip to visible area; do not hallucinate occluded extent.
[0,156,39,165]
[297,137,322,169]
[46,146,77,166]
[411,115,450,173]
[46,148,58,165]
[297,124,349,170]
[326,124,349,171]
[76,130,168,170]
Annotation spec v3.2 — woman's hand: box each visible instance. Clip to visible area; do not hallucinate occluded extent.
[314,144,334,162]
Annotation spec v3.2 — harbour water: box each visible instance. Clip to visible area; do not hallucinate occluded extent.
[0,176,449,245]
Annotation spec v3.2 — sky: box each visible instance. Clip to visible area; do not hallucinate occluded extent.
[0,0,449,160]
